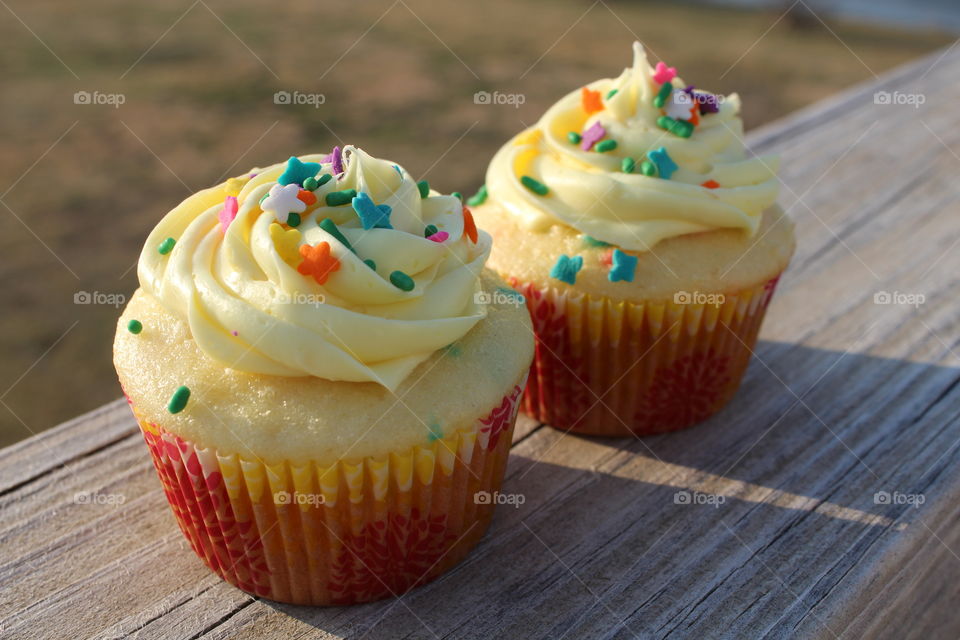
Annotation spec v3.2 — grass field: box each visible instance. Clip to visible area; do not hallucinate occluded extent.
[0,0,952,447]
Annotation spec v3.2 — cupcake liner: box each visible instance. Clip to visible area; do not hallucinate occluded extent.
[507,274,783,436]
[126,376,526,606]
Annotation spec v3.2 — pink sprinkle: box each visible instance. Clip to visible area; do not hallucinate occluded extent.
[653,61,677,85]
[600,248,614,267]
[219,196,238,233]
[249,173,258,178]
[428,231,449,243]
[231,330,238,336]
[581,121,606,151]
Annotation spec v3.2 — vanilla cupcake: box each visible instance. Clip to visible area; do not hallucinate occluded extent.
[471,43,794,436]
[115,146,533,605]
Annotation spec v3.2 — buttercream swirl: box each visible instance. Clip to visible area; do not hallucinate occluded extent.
[486,42,780,251]
[138,146,491,390]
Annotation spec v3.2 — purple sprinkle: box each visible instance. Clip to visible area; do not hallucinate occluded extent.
[580,121,606,151]
[231,330,238,336]
[249,173,258,178]
[330,146,344,175]
[694,89,720,114]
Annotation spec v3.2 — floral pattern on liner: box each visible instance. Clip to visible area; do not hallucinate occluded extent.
[126,380,525,606]
[507,274,783,436]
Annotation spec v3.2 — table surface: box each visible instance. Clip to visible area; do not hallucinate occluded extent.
[4,45,960,640]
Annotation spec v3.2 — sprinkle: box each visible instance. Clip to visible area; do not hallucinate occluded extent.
[567,131,582,145]
[270,223,302,266]
[286,212,301,227]
[595,139,617,153]
[550,254,583,285]
[318,217,353,252]
[218,196,238,233]
[278,157,320,187]
[443,343,462,358]
[582,235,611,248]
[653,81,673,109]
[695,91,721,114]
[329,146,344,175]
[600,248,614,267]
[224,177,247,196]
[621,157,636,173]
[428,231,449,243]
[427,418,444,442]
[167,386,190,414]
[462,206,478,243]
[262,183,307,224]
[352,192,393,230]
[231,330,238,337]
[606,88,619,99]
[609,249,638,283]
[297,242,340,284]
[325,188,357,207]
[580,121,606,151]
[297,189,317,206]
[653,61,677,85]
[302,176,319,191]
[520,175,549,196]
[424,224,438,237]
[127,319,143,334]
[647,147,678,179]
[467,184,488,206]
[158,237,176,255]
[666,88,698,121]
[581,87,603,114]
[657,115,694,138]
[417,180,430,198]
[452,191,462,202]
[316,173,333,188]
[364,258,377,271]
[701,180,720,189]
[390,270,415,291]
[639,160,657,176]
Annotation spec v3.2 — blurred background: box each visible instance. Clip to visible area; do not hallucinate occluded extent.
[0,0,955,447]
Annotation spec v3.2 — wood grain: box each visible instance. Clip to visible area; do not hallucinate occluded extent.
[3,45,960,639]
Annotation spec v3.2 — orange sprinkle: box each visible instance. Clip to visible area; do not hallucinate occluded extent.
[297,189,317,206]
[600,248,614,267]
[297,241,340,284]
[701,180,720,189]
[462,206,478,244]
[581,87,603,115]
[689,109,700,126]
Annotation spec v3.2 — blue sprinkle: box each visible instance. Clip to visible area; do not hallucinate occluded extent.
[278,156,320,186]
[550,254,583,285]
[427,417,444,442]
[647,147,678,180]
[608,249,638,282]
[352,192,393,230]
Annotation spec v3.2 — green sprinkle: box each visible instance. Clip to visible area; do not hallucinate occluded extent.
[657,115,694,138]
[259,193,269,204]
[364,258,376,271]
[451,191,462,202]
[621,157,635,173]
[167,386,190,414]
[424,224,438,238]
[567,131,582,144]
[520,175,549,196]
[325,188,357,207]
[417,180,430,198]
[595,139,618,153]
[640,160,657,176]
[390,270,415,291]
[127,319,143,334]
[158,237,176,255]
[654,81,673,109]
[606,88,619,99]
[582,235,611,248]
[302,176,318,191]
[467,184,488,206]
[316,173,333,187]
[286,212,301,227]
[319,218,354,252]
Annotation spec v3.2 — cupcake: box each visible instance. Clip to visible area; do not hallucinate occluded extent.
[114,146,533,605]
[471,43,794,436]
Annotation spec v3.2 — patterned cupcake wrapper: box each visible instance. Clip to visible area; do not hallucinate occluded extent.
[506,274,783,436]
[126,376,525,606]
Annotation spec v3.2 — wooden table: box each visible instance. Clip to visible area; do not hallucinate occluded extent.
[4,45,960,639]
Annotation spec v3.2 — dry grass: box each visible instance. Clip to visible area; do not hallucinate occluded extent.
[0,0,951,447]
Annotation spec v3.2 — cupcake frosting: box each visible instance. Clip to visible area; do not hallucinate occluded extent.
[485,42,780,251]
[138,146,491,390]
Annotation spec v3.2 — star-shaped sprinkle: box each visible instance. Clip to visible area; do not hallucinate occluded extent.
[297,189,317,206]
[323,146,344,175]
[278,156,320,187]
[647,147,678,180]
[550,254,583,285]
[665,88,697,121]
[351,192,393,230]
[218,196,238,233]
[261,183,306,224]
[696,90,721,114]
[581,87,604,114]
[297,242,340,284]
[653,61,677,84]
[609,249,638,283]
[224,176,247,196]
[580,121,606,151]
[270,222,302,267]
[462,206,478,243]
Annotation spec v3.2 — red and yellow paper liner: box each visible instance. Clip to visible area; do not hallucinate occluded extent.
[125,377,525,606]
[507,274,783,436]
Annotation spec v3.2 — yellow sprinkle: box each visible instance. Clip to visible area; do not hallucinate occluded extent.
[225,177,248,197]
[270,223,302,266]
